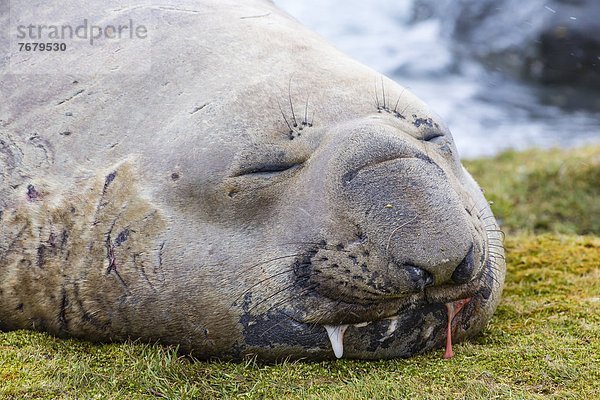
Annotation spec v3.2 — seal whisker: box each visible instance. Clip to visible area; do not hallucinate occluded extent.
[385,216,418,256]
[484,225,503,234]
[263,284,319,316]
[487,243,504,254]
[266,266,358,322]
[276,241,351,253]
[475,203,489,216]
[233,262,339,311]
[244,263,342,303]
[488,240,505,250]
[288,77,298,128]
[247,283,299,313]
[303,95,310,126]
[374,77,381,110]
[277,97,294,138]
[381,77,387,110]
[240,263,340,312]
[236,253,304,277]
[232,267,297,305]
[487,263,504,278]
[489,254,505,264]
[488,250,505,260]
[323,299,345,324]
[306,298,345,327]
[393,88,406,113]
[484,268,504,288]
[256,310,299,339]
[467,200,480,217]
[485,228,506,241]
[485,232,503,240]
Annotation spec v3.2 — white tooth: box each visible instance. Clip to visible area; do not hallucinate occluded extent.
[324,325,349,358]
[379,316,399,342]
[386,318,398,334]
[353,321,370,328]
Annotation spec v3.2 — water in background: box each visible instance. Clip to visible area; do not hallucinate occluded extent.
[276,0,600,158]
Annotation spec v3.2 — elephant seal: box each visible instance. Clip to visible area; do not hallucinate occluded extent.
[0,0,505,361]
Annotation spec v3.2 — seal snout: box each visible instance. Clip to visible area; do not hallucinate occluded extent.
[308,120,487,302]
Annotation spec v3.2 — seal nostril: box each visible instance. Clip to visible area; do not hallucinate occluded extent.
[423,270,434,287]
[451,245,475,284]
[406,265,434,290]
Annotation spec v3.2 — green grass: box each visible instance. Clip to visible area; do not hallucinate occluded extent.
[464,146,600,235]
[2,146,599,399]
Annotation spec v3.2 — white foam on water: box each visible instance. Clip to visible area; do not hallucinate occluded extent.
[275,0,600,157]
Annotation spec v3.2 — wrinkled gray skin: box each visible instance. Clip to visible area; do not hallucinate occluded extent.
[0,0,505,361]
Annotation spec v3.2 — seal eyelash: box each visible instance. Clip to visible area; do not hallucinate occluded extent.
[374,78,444,136]
[374,77,408,120]
[278,78,314,141]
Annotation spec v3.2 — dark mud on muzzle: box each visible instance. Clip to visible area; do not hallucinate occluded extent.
[236,287,491,362]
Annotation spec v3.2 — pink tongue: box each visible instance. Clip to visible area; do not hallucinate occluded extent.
[443,298,472,359]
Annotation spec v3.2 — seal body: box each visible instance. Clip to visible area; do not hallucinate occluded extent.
[0,0,505,360]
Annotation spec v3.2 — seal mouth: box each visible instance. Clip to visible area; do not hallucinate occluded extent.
[289,255,497,359]
[321,296,473,359]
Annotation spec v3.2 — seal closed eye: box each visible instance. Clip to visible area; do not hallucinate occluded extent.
[233,162,303,177]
